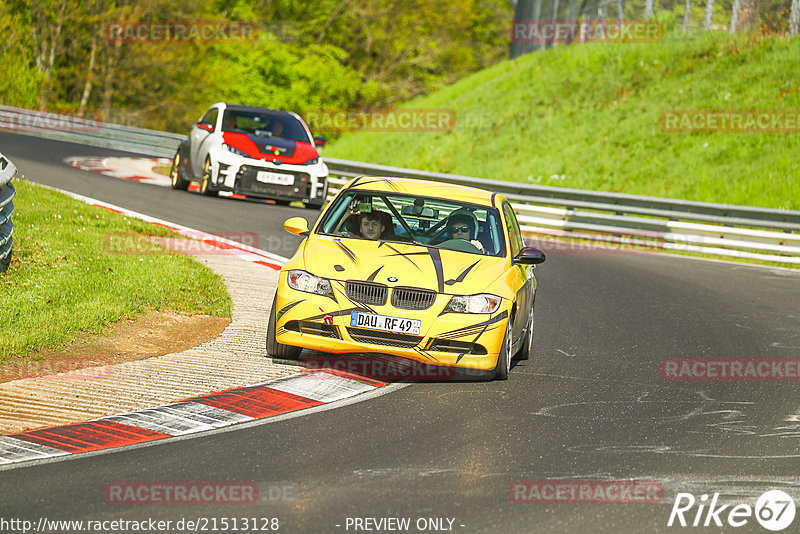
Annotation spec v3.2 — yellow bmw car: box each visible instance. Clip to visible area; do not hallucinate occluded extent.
[266,176,545,380]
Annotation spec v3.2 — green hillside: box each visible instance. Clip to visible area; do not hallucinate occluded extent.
[326,24,800,210]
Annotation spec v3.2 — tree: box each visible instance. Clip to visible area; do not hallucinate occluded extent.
[683,0,692,30]
[730,0,741,31]
[789,0,799,35]
[645,0,655,18]
[704,0,715,29]
[736,0,761,30]
[511,0,536,58]
[29,0,68,110]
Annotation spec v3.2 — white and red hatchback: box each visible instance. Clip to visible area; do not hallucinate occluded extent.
[170,102,329,208]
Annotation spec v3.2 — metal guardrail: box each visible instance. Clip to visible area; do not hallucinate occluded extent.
[0,105,184,158]
[0,151,17,273]
[1,105,798,265]
[323,161,800,265]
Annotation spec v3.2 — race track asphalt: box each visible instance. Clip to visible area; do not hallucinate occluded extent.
[1,131,799,533]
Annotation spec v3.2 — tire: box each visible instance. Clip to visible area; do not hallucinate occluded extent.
[0,238,11,274]
[169,151,190,190]
[304,201,323,210]
[266,294,302,360]
[199,158,218,197]
[274,199,290,206]
[493,319,512,380]
[516,313,534,361]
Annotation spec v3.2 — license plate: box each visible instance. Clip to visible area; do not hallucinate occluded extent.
[256,171,293,185]
[350,312,421,335]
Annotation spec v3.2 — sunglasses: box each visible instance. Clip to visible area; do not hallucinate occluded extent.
[450,225,470,233]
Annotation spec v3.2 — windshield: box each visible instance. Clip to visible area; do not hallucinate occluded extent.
[317,190,506,257]
[221,110,310,143]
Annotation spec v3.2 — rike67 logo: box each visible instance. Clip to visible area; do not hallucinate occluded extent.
[668,490,796,531]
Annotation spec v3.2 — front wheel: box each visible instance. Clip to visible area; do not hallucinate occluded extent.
[266,294,302,360]
[493,319,512,380]
[169,151,190,190]
[199,158,218,197]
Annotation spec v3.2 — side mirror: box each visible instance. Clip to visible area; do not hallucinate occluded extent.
[314,136,327,147]
[513,247,546,265]
[196,122,214,132]
[284,217,310,237]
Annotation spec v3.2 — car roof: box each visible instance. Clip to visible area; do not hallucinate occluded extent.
[346,176,500,207]
[221,104,296,118]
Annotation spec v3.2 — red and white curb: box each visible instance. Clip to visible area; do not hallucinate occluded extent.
[35,182,289,270]
[67,156,172,187]
[67,156,256,200]
[0,370,388,466]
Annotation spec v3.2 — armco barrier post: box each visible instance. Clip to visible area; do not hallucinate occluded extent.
[0,151,16,273]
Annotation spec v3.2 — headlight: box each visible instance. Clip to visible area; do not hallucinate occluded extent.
[223,144,251,158]
[302,157,319,165]
[287,270,333,297]
[444,294,502,314]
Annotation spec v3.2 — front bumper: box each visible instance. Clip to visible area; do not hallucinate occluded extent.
[273,277,509,372]
[211,149,328,204]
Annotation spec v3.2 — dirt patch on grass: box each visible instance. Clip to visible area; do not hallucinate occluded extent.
[0,311,231,383]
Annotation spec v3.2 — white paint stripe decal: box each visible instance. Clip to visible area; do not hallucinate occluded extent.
[267,371,378,403]
[159,402,255,426]
[0,437,70,464]
[102,410,218,437]
[103,402,255,436]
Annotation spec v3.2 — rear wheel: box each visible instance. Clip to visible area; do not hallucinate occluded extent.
[516,313,534,361]
[493,319,512,380]
[266,294,302,360]
[169,151,190,190]
[199,158,218,196]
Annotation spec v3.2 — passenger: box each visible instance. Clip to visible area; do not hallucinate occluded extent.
[270,119,285,138]
[446,209,485,253]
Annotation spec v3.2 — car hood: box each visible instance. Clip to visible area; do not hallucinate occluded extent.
[303,236,509,295]
[222,132,318,164]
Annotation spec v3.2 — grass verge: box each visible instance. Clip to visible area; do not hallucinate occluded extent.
[0,179,232,360]
[326,27,800,210]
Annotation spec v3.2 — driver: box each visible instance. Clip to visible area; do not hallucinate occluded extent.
[446,209,485,253]
[222,113,237,131]
[358,210,386,240]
